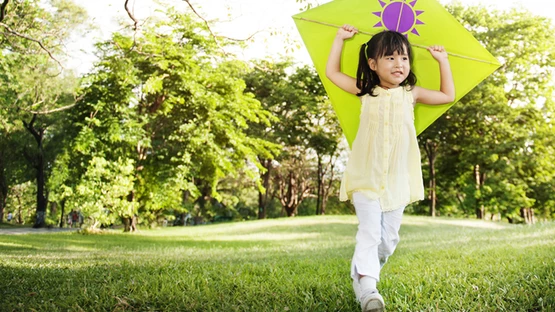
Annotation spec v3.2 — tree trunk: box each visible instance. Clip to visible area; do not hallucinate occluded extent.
[123,215,138,232]
[321,155,337,216]
[23,115,47,228]
[285,172,298,216]
[258,158,273,219]
[123,217,131,232]
[131,215,137,231]
[315,156,322,215]
[314,150,338,216]
[520,208,535,224]
[0,165,6,224]
[277,170,310,217]
[34,147,47,228]
[257,192,267,219]
[424,140,438,217]
[58,199,66,228]
[0,191,4,224]
[15,191,23,224]
[321,195,328,215]
[196,184,211,219]
[474,164,485,219]
[123,190,138,232]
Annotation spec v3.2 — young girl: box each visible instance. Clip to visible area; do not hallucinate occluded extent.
[326,25,454,312]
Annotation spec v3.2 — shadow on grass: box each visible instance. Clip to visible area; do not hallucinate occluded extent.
[2,216,552,260]
[0,221,358,266]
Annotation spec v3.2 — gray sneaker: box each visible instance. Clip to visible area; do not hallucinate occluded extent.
[360,291,385,312]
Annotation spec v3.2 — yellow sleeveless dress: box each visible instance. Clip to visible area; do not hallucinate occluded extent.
[339,86,424,211]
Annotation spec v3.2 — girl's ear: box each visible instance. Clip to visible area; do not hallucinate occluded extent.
[368,58,377,71]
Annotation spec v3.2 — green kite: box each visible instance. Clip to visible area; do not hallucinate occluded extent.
[293,0,501,147]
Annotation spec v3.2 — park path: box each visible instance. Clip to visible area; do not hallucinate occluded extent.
[0,227,80,235]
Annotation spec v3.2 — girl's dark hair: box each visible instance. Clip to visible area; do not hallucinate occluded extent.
[356,30,417,97]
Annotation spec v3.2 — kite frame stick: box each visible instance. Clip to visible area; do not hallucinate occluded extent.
[294,17,500,66]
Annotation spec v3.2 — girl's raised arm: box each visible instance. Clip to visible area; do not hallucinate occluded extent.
[326,25,360,95]
[413,45,455,105]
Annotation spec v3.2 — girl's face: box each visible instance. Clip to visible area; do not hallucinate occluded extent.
[368,46,410,89]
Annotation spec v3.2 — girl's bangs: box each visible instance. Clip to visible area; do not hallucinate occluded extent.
[376,34,409,58]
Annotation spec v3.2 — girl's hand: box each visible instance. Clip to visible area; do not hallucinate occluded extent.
[336,24,358,40]
[427,45,448,62]
[326,24,360,95]
[413,45,455,105]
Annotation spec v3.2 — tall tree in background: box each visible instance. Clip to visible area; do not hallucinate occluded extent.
[0,0,86,227]
[419,4,555,222]
[302,68,343,216]
[272,66,323,217]
[51,8,278,230]
[245,63,337,217]
[243,61,288,219]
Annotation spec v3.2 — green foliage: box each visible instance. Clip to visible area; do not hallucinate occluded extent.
[244,61,344,217]
[3,1,555,226]
[50,8,279,228]
[0,0,86,226]
[3,182,35,224]
[0,0,87,56]
[417,5,555,221]
[73,157,136,225]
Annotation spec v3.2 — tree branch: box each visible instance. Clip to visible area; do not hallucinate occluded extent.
[182,0,262,56]
[124,0,139,31]
[22,94,84,115]
[0,21,63,68]
[24,103,76,115]
[183,0,217,39]
[22,114,41,146]
[0,0,8,23]
[124,0,143,51]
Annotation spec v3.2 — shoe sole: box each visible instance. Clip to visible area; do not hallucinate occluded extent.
[362,299,384,312]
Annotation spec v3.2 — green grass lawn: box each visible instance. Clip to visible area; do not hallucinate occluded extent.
[0,215,554,311]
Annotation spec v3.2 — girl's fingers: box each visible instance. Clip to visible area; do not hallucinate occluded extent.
[342,24,358,33]
[429,45,445,52]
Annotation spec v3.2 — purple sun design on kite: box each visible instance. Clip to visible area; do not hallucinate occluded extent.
[373,0,424,36]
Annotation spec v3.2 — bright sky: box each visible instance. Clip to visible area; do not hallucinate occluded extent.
[67,0,554,74]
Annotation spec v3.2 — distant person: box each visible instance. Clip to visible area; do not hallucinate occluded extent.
[326,25,454,312]
[72,210,79,228]
[7,212,13,222]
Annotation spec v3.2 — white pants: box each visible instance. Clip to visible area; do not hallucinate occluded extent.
[351,192,405,282]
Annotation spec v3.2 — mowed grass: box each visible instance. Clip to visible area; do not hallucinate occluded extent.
[0,215,554,311]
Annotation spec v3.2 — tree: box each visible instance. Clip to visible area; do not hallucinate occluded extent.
[245,62,342,217]
[418,4,555,222]
[51,8,278,230]
[0,0,86,227]
[304,78,343,215]
[243,61,289,219]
